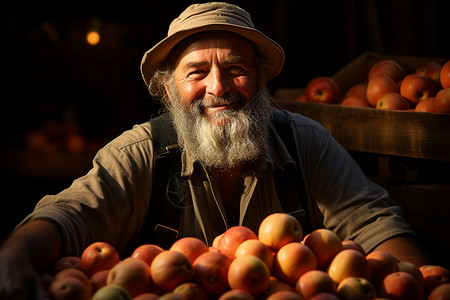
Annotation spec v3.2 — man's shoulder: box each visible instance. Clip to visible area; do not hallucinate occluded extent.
[107,121,154,151]
[270,108,328,132]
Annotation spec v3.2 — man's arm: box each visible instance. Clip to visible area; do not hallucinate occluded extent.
[373,235,433,267]
[0,219,62,299]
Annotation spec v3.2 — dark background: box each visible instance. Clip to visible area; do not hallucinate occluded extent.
[1,1,449,242]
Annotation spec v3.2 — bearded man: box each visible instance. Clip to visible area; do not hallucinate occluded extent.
[0,2,431,299]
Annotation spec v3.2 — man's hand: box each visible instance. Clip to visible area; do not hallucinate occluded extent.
[0,248,49,299]
[0,219,62,299]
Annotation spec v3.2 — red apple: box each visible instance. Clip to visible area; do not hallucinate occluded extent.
[305,77,340,104]
[397,261,426,292]
[192,251,232,295]
[303,228,342,270]
[150,250,193,293]
[295,93,307,102]
[92,285,132,300]
[258,213,303,252]
[107,257,152,297]
[415,61,442,90]
[228,255,271,296]
[309,292,340,300]
[419,265,450,296]
[368,59,405,82]
[426,65,443,91]
[344,83,367,100]
[400,74,435,105]
[440,60,450,88]
[376,92,410,110]
[262,276,296,298]
[133,293,160,300]
[327,249,371,284]
[366,75,399,107]
[378,271,424,300]
[428,283,450,300]
[51,256,81,275]
[90,269,109,293]
[217,226,257,259]
[415,97,436,113]
[218,289,255,300]
[295,270,336,299]
[273,242,317,285]
[235,238,275,271]
[53,268,92,294]
[341,240,365,255]
[416,61,441,76]
[266,290,304,300]
[341,97,371,108]
[131,244,164,267]
[365,250,399,286]
[47,276,92,300]
[172,282,209,300]
[170,237,209,265]
[435,87,450,113]
[79,242,120,278]
[336,277,376,300]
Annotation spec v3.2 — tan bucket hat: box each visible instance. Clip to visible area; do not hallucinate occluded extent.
[140,2,285,86]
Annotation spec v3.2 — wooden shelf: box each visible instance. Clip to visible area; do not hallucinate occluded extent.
[273,99,450,162]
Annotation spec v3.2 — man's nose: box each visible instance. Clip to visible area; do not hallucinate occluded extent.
[206,68,230,97]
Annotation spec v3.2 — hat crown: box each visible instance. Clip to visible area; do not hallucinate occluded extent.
[140,2,284,85]
[168,2,255,36]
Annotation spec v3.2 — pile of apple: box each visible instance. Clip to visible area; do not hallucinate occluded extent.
[299,59,450,113]
[41,213,450,300]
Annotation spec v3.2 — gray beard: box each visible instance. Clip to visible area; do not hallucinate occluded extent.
[167,85,272,169]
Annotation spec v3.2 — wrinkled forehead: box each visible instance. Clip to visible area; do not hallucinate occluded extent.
[166,31,258,68]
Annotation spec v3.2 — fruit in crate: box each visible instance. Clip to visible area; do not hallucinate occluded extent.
[440,60,450,88]
[368,59,405,82]
[341,97,371,108]
[435,87,450,113]
[344,83,367,100]
[366,75,399,107]
[375,92,410,110]
[415,97,436,112]
[305,76,340,104]
[400,73,435,105]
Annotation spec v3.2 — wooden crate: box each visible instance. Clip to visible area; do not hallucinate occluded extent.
[274,52,450,162]
[272,100,450,162]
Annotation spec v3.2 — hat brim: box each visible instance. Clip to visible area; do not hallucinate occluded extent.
[140,24,285,86]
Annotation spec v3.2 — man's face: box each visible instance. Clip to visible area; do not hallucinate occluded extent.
[163,31,271,169]
[169,31,259,126]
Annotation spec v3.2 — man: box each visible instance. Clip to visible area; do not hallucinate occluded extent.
[0,2,430,299]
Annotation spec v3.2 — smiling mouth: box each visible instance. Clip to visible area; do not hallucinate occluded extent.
[204,101,239,112]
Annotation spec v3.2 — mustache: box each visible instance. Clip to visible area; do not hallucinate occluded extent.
[196,91,248,110]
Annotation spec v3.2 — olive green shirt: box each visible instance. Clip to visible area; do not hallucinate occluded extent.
[19,110,415,256]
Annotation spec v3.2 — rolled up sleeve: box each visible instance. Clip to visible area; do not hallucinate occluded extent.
[288,111,416,253]
[17,123,155,256]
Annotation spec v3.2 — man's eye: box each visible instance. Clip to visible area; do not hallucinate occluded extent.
[228,66,246,74]
[189,70,206,78]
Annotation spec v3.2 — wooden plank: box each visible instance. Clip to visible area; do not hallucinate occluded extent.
[274,100,450,161]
